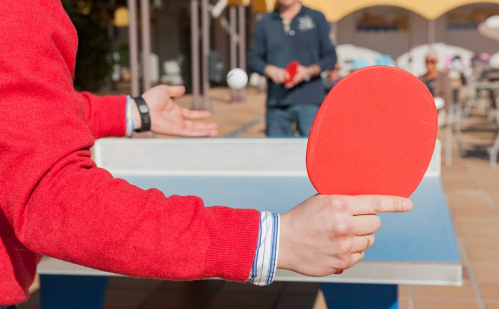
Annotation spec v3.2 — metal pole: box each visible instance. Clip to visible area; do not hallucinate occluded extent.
[331,21,338,45]
[229,6,238,102]
[191,0,200,109]
[238,6,246,71]
[230,7,237,70]
[238,5,246,102]
[128,0,140,96]
[201,0,211,110]
[428,19,436,46]
[140,0,151,91]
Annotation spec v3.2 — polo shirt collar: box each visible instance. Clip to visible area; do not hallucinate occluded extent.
[271,4,309,20]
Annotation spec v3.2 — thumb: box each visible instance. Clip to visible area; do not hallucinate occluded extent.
[168,86,186,98]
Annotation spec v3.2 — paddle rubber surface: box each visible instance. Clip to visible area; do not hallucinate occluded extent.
[306,66,438,197]
[285,60,300,86]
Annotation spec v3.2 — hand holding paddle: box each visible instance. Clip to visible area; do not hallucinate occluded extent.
[264,65,290,85]
[277,66,436,277]
[277,195,413,277]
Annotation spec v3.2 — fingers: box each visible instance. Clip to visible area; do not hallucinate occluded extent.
[351,215,381,235]
[339,195,413,215]
[351,234,375,254]
[276,71,286,84]
[181,128,219,137]
[180,121,219,137]
[168,86,186,98]
[184,120,218,130]
[348,252,365,269]
[182,108,212,120]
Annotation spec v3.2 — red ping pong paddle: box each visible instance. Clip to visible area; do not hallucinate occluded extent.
[285,61,300,86]
[306,66,438,197]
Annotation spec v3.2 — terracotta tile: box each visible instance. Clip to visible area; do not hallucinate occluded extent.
[455,216,499,227]
[468,249,499,264]
[479,282,499,300]
[452,206,496,217]
[485,303,499,309]
[398,300,409,309]
[413,281,476,300]
[414,300,480,309]
[398,285,409,297]
[473,266,499,282]
[458,226,499,237]
[312,289,327,309]
[463,236,499,250]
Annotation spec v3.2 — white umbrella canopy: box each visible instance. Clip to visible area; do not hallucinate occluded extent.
[479,16,499,41]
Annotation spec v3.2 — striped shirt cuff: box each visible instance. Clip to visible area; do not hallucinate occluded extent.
[248,211,280,286]
[125,95,135,137]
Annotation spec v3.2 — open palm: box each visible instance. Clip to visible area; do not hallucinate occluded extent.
[138,85,218,137]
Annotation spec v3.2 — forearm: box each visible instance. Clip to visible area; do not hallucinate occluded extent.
[307,64,322,78]
[79,92,128,139]
[21,155,260,280]
[248,56,269,76]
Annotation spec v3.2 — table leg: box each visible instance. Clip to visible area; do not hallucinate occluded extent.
[320,283,398,309]
[40,275,109,309]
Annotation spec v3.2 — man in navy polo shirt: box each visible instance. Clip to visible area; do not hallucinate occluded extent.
[248,0,337,137]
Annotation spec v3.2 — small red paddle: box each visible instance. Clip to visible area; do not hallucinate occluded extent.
[285,60,300,86]
[306,66,438,198]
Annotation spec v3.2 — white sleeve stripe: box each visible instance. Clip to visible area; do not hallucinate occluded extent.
[125,95,134,137]
[267,213,279,285]
[256,212,270,285]
[248,211,280,286]
[248,217,263,284]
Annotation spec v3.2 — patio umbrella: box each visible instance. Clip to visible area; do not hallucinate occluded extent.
[478,16,499,41]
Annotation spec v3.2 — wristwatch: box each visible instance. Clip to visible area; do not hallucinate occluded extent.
[133,96,151,132]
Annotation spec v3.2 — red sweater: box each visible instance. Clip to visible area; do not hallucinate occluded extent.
[0,0,259,305]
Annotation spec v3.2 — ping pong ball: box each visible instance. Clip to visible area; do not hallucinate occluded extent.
[227,68,248,89]
[434,97,445,110]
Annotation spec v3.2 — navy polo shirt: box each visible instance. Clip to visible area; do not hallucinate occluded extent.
[248,5,337,107]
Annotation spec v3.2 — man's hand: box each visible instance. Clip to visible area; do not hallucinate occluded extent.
[285,64,321,88]
[264,65,290,85]
[277,195,413,276]
[132,85,218,137]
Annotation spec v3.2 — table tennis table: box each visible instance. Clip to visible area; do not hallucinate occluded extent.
[37,138,462,309]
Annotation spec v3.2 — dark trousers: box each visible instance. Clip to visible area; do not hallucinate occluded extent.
[266,104,320,137]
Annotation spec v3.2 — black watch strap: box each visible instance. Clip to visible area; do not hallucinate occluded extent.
[133,96,151,132]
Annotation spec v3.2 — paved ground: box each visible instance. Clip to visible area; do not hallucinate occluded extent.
[23,86,499,309]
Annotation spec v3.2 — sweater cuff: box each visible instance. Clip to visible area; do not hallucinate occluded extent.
[203,207,260,282]
[102,94,128,137]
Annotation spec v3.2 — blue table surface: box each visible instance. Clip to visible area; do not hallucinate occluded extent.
[120,175,461,264]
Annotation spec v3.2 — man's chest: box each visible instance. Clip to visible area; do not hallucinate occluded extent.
[266,15,319,52]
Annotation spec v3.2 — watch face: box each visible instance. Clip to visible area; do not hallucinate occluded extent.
[139,105,149,113]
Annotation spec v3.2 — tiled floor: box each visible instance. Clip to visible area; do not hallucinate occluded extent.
[22,86,499,308]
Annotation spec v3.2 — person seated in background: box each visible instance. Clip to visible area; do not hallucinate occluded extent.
[419,52,452,110]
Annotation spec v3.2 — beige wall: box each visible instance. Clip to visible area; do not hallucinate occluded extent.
[335,4,499,76]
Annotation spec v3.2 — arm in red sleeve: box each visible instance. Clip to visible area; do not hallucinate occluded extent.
[78,92,127,139]
[0,0,259,282]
